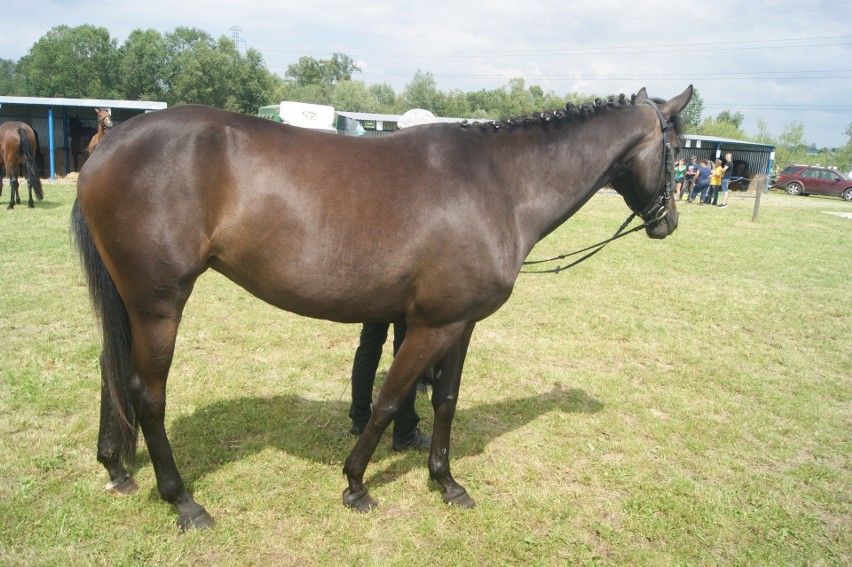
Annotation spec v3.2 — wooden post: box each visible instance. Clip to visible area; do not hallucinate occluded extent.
[753,151,775,223]
[752,182,763,222]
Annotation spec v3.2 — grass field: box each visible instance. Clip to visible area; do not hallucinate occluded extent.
[0,183,849,565]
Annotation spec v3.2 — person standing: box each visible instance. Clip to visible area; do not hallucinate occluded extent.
[718,152,733,208]
[348,322,430,451]
[673,158,687,201]
[706,159,723,205]
[681,155,699,201]
[688,159,711,204]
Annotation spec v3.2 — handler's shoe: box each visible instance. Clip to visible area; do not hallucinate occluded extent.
[392,429,431,452]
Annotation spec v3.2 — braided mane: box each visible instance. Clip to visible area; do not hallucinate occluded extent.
[460,92,642,132]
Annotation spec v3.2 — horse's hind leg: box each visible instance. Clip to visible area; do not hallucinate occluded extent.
[429,322,477,508]
[26,177,35,208]
[8,177,18,209]
[129,311,214,530]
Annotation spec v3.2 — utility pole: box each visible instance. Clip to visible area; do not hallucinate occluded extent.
[230,26,245,53]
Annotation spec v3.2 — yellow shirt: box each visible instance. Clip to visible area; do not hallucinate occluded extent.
[710,165,723,186]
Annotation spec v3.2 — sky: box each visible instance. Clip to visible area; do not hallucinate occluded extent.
[3,0,851,148]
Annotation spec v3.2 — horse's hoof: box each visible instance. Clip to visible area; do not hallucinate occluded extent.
[177,508,215,531]
[342,487,378,512]
[105,475,139,496]
[443,487,476,508]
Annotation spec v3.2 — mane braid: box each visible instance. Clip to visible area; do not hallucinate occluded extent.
[459,92,637,133]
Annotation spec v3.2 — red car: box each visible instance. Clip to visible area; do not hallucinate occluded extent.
[778,165,852,201]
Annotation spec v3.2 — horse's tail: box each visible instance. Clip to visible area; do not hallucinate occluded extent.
[71,199,138,466]
[18,128,43,201]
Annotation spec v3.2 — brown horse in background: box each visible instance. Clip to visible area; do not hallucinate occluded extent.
[72,86,693,529]
[0,122,43,209]
[69,108,113,170]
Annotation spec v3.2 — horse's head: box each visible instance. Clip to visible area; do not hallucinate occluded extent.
[95,108,114,131]
[610,85,693,239]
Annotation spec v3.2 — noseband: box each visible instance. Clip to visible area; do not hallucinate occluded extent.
[521,100,676,274]
[98,113,113,130]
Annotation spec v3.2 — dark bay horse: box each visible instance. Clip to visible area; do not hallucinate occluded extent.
[72,86,692,529]
[0,122,43,209]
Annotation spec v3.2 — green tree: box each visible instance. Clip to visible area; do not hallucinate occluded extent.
[679,87,703,132]
[465,87,507,119]
[116,29,168,100]
[774,121,809,169]
[0,58,24,95]
[160,28,275,111]
[504,78,536,116]
[285,53,360,87]
[17,25,119,98]
[753,119,776,145]
[696,116,747,140]
[163,29,232,107]
[330,80,379,113]
[230,48,279,114]
[368,82,399,113]
[778,121,807,149]
[400,70,441,111]
[716,110,744,128]
[279,82,330,106]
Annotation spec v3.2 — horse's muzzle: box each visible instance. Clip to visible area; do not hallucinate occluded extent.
[645,201,679,239]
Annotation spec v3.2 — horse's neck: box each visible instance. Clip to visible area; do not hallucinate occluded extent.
[494,108,646,252]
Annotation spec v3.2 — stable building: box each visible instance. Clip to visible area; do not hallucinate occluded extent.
[0,96,166,179]
[680,135,776,191]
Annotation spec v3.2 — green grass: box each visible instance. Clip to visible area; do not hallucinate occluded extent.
[0,183,849,565]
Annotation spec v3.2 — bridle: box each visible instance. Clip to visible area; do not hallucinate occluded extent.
[521,99,676,274]
[97,112,114,131]
[636,99,676,222]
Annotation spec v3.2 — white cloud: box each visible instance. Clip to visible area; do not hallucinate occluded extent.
[3,0,851,146]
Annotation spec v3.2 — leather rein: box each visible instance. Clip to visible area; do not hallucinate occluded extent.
[521,99,675,275]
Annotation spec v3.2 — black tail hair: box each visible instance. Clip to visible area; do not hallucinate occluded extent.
[71,200,138,466]
[18,128,43,201]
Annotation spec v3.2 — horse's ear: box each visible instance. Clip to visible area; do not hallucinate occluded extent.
[660,85,694,120]
[635,87,648,101]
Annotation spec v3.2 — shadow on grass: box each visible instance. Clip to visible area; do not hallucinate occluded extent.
[163,384,602,492]
[2,198,64,210]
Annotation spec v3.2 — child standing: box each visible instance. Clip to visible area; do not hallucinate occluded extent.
[706,159,723,205]
[674,158,687,200]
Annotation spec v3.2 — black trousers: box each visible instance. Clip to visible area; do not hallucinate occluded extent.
[348,322,419,440]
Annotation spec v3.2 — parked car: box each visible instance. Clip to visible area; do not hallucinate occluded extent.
[777,165,852,201]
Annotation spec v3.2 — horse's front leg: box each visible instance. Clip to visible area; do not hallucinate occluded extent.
[429,322,477,508]
[342,322,468,512]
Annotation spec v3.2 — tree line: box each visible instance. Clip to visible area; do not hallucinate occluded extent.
[2,24,850,171]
